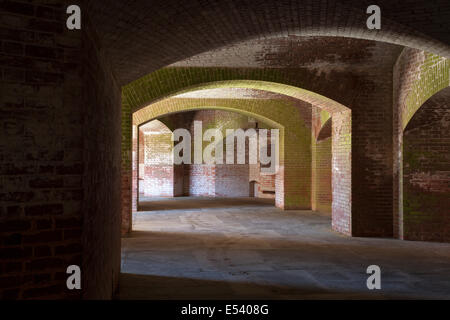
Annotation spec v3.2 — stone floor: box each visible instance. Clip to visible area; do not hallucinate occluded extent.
[118,197,450,300]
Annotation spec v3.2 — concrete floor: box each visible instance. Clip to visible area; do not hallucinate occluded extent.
[118,197,450,300]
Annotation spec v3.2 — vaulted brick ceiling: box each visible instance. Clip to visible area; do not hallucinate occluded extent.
[150,88,316,129]
[170,36,400,70]
[174,87,301,100]
[123,37,402,114]
[87,0,450,84]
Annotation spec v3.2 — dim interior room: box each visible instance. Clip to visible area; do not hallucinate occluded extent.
[0,0,449,300]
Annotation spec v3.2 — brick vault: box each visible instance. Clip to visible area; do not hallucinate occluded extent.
[0,0,449,299]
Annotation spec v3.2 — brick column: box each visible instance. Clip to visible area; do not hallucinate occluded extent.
[332,111,352,235]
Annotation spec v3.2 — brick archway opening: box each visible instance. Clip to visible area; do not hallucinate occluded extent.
[2,0,450,301]
[131,106,285,230]
[401,86,450,242]
[123,85,352,237]
[134,108,282,216]
[137,120,176,201]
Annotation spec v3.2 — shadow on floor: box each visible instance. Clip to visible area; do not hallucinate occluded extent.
[138,197,275,211]
[123,198,450,300]
[115,273,413,300]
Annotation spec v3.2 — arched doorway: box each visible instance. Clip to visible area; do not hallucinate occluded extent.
[124,83,351,235]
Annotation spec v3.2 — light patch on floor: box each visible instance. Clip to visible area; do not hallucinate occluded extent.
[118,197,450,300]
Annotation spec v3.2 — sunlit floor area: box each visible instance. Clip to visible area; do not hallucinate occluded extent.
[118,197,450,300]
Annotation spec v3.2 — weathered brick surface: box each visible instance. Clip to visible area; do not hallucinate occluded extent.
[78,8,122,300]
[185,110,252,198]
[403,87,450,242]
[139,121,174,197]
[312,110,332,214]
[88,0,450,85]
[1,0,449,301]
[1,1,122,300]
[215,164,250,197]
[184,165,216,197]
[331,111,352,235]
[132,97,313,212]
[124,38,403,236]
[123,37,406,235]
[393,48,449,239]
[0,1,84,300]
[134,108,298,201]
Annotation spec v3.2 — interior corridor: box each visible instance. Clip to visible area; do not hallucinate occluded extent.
[1,1,449,300]
[118,197,450,300]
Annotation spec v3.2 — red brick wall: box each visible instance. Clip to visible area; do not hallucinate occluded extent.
[215,164,250,197]
[258,174,276,199]
[331,111,352,235]
[80,16,121,300]
[132,98,315,209]
[126,37,404,235]
[182,110,253,198]
[349,44,405,237]
[142,166,174,197]
[2,0,448,302]
[393,48,449,240]
[135,110,280,199]
[184,165,216,196]
[393,48,426,238]
[140,128,174,197]
[403,87,450,242]
[0,1,85,300]
[137,129,144,196]
[173,165,184,197]
[312,137,332,214]
[0,1,121,299]
[130,124,138,225]
[312,108,332,214]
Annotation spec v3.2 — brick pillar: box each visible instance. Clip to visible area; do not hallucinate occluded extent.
[332,111,352,235]
[120,121,134,236]
[350,82,395,237]
[132,125,138,214]
[312,137,332,213]
[281,118,312,210]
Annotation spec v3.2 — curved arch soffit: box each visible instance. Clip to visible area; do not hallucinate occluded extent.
[317,118,332,141]
[134,103,287,162]
[403,84,450,131]
[134,104,284,131]
[139,119,172,133]
[126,80,350,116]
[402,58,449,130]
[89,0,450,85]
[404,86,450,133]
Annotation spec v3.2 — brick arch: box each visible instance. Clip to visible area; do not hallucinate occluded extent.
[122,81,352,235]
[402,86,450,242]
[122,81,335,234]
[122,79,350,172]
[123,80,349,170]
[317,118,332,142]
[124,76,354,115]
[132,99,289,218]
[393,49,449,239]
[134,105,286,217]
[135,103,285,131]
[401,55,449,131]
[140,118,173,133]
[122,93,352,237]
[89,0,450,85]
